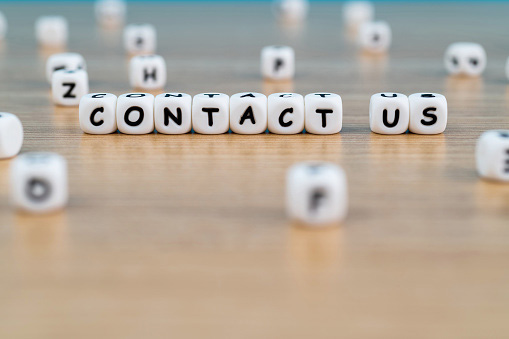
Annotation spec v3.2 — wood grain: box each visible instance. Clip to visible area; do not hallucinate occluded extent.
[0,2,509,338]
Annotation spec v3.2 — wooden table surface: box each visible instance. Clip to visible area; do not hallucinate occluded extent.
[0,2,508,338]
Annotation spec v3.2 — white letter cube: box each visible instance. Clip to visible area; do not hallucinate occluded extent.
[230,92,268,134]
[274,0,309,23]
[409,93,447,135]
[261,45,295,81]
[95,0,126,27]
[444,42,486,77]
[358,21,391,53]
[0,11,8,40]
[46,52,86,83]
[476,130,509,182]
[304,93,343,134]
[51,69,89,106]
[342,1,374,28]
[268,93,304,134]
[0,113,23,159]
[129,55,166,90]
[154,93,192,134]
[286,162,348,225]
[35,16,68,47]
[79,93,118,134]
[116,93,154,134]
[123,24,156,55]
[369,93,409,135]
[10,152,68,214]
[192,93,229,134]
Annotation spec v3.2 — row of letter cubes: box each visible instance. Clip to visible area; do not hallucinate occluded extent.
[79,92,447,135]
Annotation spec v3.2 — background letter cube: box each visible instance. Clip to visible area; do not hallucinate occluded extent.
[358,21,391,53]
[124,24,156,55]
[409,93,447,135]
[230,92,268,134]
[46,53,86,83]
[0,11,8,40]
[192,93,229,134]
[476,130,509,182]
[268,93,304,134]
[261,45,295,81]
[154,93,192,134]
[273,0,309,23]
[0,113,23,159]
[304,93,343,134]
[369,93,409,135]
[95,0,126,27]
[444,42,486,77]
[286,162,348,225]
[10,153,68,214]
[129,55,167,90]
[342,1,374,28]
[116,93,155,134]
[79,93,118,134]
[51,69,89,106]
[35,16,68,47]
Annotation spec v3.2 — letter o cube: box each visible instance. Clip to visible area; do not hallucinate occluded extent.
[476,130,509,182]
[261,45,295,81]
[79,93,118,134]
[0,113,23,159]
[286,162,348,225]
[444,42,486,77]
[369,93,409,135]
[116,93,155,134]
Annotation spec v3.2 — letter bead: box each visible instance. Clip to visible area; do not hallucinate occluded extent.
[261,45,295,81]
[51,69,89,107]
[79,93,118,134]
[46,53,86,83]
[287,162,348,225]
[476,130,509,183]
[154,93,192,134]
[409,93,447,135]
[192,93,229,135]
[268,93,304,134]
[95,0,126,27]
[129,55,167,90]
[10,153,68,214]
[123,24,156,55]
[116,93,155,134]
[230,92,268,134]
[0,113,23,159]
[342,1,374,28]
[35,16,68,47]
[304,93,343,135]
[274,0,309,23]
[358,21,391,53]
[444,42,486,77]
[369,93,409,135]
[0,11,7,40]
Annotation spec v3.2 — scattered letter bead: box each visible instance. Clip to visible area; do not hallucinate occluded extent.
[95,0,126,27]
[192,93,229,134]
[154,93,192,134]
[116,93,155,134]
[408,93,447,135]
[444,42,486,77]
[476,130,509,182]
[10,153,68,214]
[369,93,409,135]
[268,93,304,134]
[0,11,8,40]
[505,57,509,81]
[46,53,86,83]
[79,93,118,134]
[358,21,391,53]
[342,1,374,28]
[230,92,268,134]
[0,113,23,159]
[129,54,166,90]
[123,24,156,55]
[304,93,343,134]
[51,69,89,106]
[261,45,295,81]
[35,16,68,47]
[274,0,309,23]
[286,162,348,225]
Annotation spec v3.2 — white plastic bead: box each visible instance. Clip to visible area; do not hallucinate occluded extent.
[369,93,409,135]
[358,21,391,53]
[51,69,89,106]
[230,92,268,134]
[154,93,192,134]
[444,42,486,77]
[304,93,343,135]
[129,54,166,90]
[79,93,118,134]
[95,0,126,27]
[408,93,447,135]
[268,93,304,134]
[476,130,509,182]
[192,93,229,134]
[35,16,68,47]
[261,45,295,81]
[116,93,155,134]
[0,113,23,159]
[123,24,156,55]
[273,0,309,23]
[343,1,374,28]
[0,11,8,40]
[46,53,86,83]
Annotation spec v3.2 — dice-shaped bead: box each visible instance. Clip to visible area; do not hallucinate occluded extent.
[51,69,89,106]
[123,24,156,55]
[46,53,86,83]
[0,11,8,40]
[10,153,68,214]
[286,162,348,225]
[369,93,409,135]
[35,16,68,47]
[192,93,230,134]
[274,0,309,23]
[230,92,268,134]
[268,93,304,134]
[409,93,447,135]
[476,130,509,182]
[154,93,192,134]
[261,45,295,81]
[444,42,486,77]
[0,113,23,159]
[95,0,126,27]
[304,93,343,134]
[116,93,155,134]
[79,93,118,134]
[342,1,374,28]
[358,21,391,53]
[129,55,166,90]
